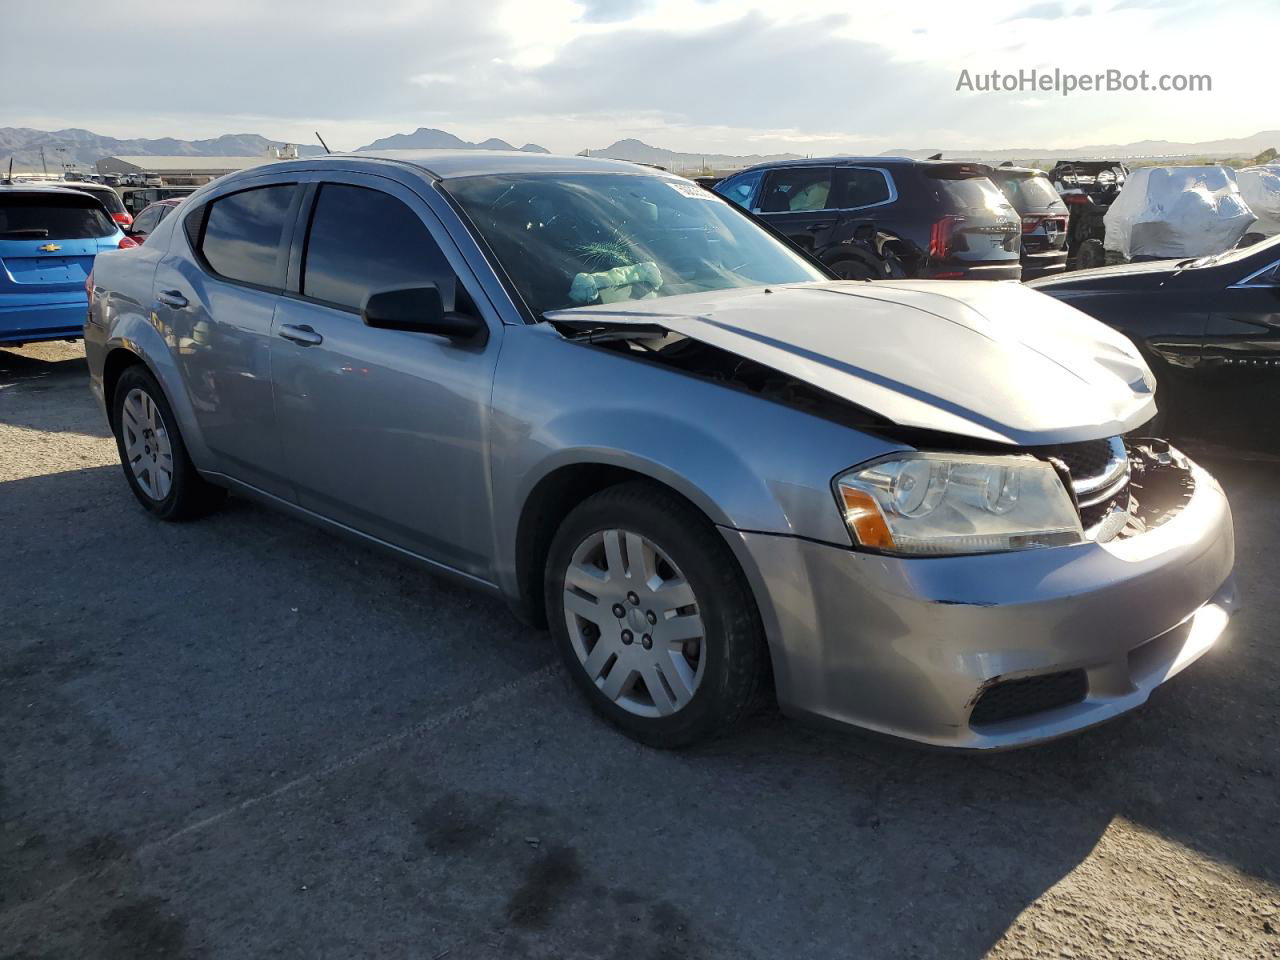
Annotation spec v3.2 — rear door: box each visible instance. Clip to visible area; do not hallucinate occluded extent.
[270,176,500,576]
[151,180,302,498]
[754,167,839,253]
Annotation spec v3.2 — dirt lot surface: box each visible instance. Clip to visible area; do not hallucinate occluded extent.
[2,341,1278,960]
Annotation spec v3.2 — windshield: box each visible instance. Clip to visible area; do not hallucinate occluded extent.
[445,172,826,315]
[1182,233,1280,269]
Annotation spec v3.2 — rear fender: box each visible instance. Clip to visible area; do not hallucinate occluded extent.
[104,306,213,468]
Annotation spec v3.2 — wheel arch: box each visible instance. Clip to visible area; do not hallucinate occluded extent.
[512,460,731,628]
[102,346,150,425]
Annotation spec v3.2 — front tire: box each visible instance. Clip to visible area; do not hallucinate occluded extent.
[111,365,225,521]
[544,482,767,748]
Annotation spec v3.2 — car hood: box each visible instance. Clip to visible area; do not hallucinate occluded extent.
[1026,258,1182,290]
[544,280,1156,446]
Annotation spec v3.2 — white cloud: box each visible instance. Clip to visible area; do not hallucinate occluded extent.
[1,0,1274,155]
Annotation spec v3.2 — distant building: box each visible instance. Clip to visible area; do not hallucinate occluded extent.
[96,145,300,185]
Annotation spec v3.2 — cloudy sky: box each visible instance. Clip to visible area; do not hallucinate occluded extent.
[2,0,1274,154]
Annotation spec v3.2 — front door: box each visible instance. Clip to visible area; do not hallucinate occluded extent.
[270,178,500,578]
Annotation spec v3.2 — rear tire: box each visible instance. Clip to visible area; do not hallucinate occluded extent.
[1077,238,1106,270]
[111,365,225,521]
[544,481,767,748]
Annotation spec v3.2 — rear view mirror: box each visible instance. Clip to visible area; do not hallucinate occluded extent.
[362,285,487,344]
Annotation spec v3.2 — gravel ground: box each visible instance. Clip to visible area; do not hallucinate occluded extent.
[1,341,1277,960]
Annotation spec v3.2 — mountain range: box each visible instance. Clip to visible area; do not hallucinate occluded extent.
[0,128,327,171]
[4,125,1275,176]
[590,131,1280,172]
[0,126,548,172]
[355,128,549,153]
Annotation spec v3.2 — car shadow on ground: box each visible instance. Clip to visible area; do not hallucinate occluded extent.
[2,454,1277,958]
[0,345,107,442]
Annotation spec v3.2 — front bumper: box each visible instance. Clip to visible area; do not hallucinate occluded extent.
[723,459,1236,749]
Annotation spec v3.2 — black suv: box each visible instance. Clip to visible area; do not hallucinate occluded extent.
[989,165,1069,280]
[714,157,1021,281]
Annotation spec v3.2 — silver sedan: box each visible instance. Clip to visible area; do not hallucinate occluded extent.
[83,151,1236,749]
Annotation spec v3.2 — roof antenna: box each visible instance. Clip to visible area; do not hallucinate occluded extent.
[315,131,331,155]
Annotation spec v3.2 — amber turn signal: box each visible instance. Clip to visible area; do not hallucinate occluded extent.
[839,486,895,550]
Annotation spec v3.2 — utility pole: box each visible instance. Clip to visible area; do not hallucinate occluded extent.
[40,147,48,176]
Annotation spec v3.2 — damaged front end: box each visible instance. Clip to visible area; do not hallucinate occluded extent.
[1033,436,1197,545]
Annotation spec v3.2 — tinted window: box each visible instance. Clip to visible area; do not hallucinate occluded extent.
[302,184,452,311]
[199,184,296,288]
[835,169,891,209]
[938,177,1015,214]
[70,185,127,217]
[759,168,834,213]
[132,206,163,235]
[446,173,825,315]
[0,193,115,239]
[715,170,763,209]
[994,174,1062,212]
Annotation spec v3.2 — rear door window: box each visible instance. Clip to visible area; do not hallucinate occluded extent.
[0,193,115,239]
[301,183,453,312]
[198,184,298,288]
[759,168,835,213]
[834,168,892,209]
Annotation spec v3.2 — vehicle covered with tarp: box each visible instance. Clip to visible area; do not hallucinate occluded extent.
[1102,165,1256,260]
[1235,164,1280,237]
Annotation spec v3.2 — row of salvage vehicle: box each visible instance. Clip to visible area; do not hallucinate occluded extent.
[0,148,1270,749]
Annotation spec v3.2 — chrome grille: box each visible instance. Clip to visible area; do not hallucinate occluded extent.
[1041,436,1131,539]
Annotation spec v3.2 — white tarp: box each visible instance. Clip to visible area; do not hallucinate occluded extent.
[1103,166,1256,259]
[1236,164,1280,236]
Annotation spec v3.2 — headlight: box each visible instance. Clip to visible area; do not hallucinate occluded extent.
[835,453,1084,556]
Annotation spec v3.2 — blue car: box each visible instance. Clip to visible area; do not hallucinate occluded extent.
[0,184,135,347]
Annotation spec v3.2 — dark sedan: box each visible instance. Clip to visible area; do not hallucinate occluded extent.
[1029,235,1280,455]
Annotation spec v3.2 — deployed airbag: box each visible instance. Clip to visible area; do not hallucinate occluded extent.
[1103,166,1256,259]
[569,261,663,304]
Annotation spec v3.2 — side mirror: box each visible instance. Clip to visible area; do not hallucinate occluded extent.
[362,285,487,344]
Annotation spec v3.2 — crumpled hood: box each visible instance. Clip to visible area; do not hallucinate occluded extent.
[545,280,1157,446]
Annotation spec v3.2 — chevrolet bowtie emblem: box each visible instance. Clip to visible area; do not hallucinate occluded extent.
[38,243,61,252]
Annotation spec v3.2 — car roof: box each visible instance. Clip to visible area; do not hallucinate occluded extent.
[727,156,999,176]
[0,183,104,197]
[249,150,663,182]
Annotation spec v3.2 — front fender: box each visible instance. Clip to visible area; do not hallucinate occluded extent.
[487,324,904,599]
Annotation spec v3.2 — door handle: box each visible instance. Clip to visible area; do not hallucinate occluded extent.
[278,323,324,346]
[805,222,834,231]
[157,289,188,309]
